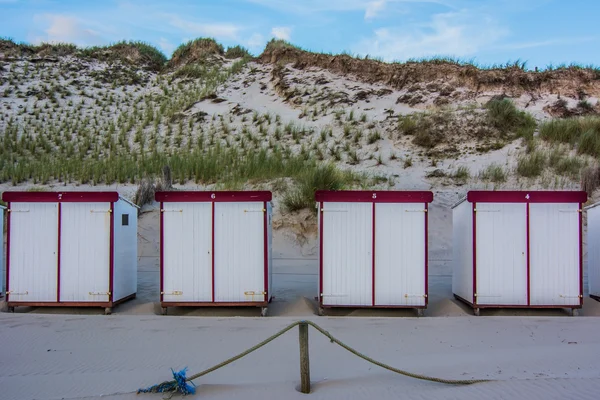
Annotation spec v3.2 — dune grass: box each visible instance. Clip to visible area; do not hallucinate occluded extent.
[282,163,363,212]
[539,116,600,157]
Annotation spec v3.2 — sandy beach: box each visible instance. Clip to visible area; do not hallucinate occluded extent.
[1,314,600,400]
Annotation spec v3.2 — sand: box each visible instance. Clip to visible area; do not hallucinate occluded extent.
[1,314,600,400]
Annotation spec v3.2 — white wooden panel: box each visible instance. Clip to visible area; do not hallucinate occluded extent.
[112,199,138,302]
[59,202,110,302]
[476,203,527,306]
[214,202,265,303]
[452,200,473,303]
[530,203,580,306]
[375,203,426,306]
[267,202,273,300]
[322,202,372,306]
[8,202,58,302]
[162,202,212,302]
[589,205,600,298]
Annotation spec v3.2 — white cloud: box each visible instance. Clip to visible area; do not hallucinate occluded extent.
[158,37,175,56]
[245,33,265,50]
[353,9,508,61]
[497,36,597,50]
[33,14,105,46]
[271,26,291,40]
[166,15,242,40]
[365,0,387,20]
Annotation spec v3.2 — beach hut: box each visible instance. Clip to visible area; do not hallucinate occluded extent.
[2,191,138,314]
[585,202,600,302]
[315,190,434,316]
[0,205,5,297]
[452,191,586,316]
[155,191,273,316]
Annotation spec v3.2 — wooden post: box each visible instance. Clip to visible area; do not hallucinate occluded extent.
[299,322,310,393]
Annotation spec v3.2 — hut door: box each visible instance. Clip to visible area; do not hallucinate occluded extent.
[321,202,373,306]
[162,202,212,302]
[529,203,580,306]
[475,203,527,306]
[214,202,266,303]
[374,203,426,306]
[8,202,59,302]
[60,203,111,302]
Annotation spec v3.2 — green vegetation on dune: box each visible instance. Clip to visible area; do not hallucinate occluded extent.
[539,116,600,157]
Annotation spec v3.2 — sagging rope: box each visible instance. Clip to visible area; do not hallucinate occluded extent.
[137,320,490,396]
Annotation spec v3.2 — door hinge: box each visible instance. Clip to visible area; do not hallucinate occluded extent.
[7,209,29,213]
[160,209,183,213]
[243,209,266,213]
[405,209,427,213]
[90,210,111,213]
[244,291,267,295]
[89,291,111,295]
[404,294,427,298]
[559,294,583,298]
[161,290,183,295]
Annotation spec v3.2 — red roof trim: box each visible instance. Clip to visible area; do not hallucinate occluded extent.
[2,191,119,203]
[155,191,272,202]
[314,190,434,203]
[466,191,587,203]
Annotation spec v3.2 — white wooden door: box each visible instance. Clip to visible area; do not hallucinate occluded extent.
[8,202,58,302]
[529,203,580,306]
[60,202,110,302]
[322,202,372,306]
[162,202,212,302]
[475,203,527,306]
[214,202,265,303]
[375,203,426,306]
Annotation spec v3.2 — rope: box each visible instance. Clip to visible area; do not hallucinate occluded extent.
[138,320,490,395]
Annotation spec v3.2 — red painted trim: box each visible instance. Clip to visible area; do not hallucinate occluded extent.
[579,202,583,307]
[5,203,11,301]
[211,202,215,303]
[371,203,376,307]
[424,202,429,306]
[57,203,62,302]
[526,203,531,306]
[466,191,587,204]
[2,191,119,203]
[263,201,269,303]
[155,191,272,202]
[159,202,164,303]
[315,190,433,203]
[109,202,114,302]
[160,301,268,307]
[472,202,477,305]
[321,304,426,309]
[319,202,324,307]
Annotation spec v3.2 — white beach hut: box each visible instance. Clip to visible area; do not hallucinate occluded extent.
[2,191,138,314]
[585,201,600,302]
[155,191,273,316]
[315,190,434,316]
[452,190,587,316]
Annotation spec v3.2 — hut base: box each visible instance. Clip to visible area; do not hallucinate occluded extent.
[5,293,136,315]
[319,304,426,317]
[160,298,271,316]
[453,294,581,316]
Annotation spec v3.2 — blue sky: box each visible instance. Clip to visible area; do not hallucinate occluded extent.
[1,0,599,69]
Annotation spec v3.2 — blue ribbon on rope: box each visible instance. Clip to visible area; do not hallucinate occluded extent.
[138,367,196,395]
